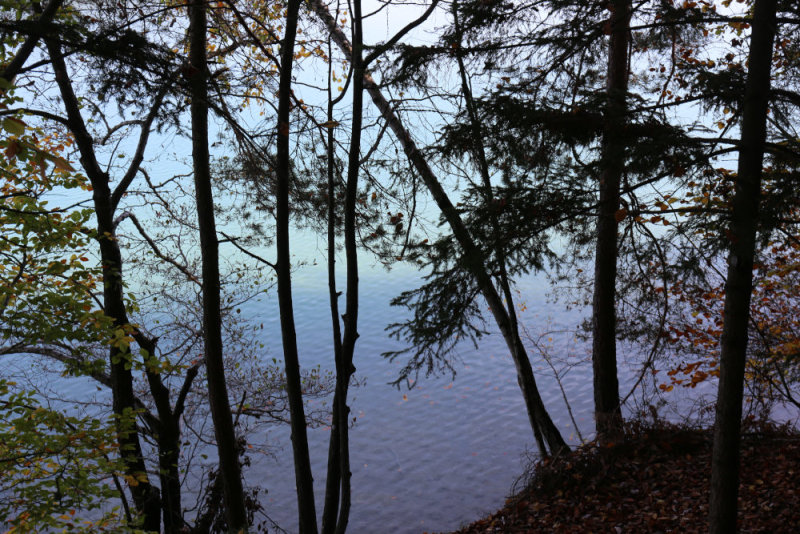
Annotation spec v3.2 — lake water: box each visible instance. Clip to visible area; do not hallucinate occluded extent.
[13,180,715,534]
[247,242,600,534]
[7,146,597,532]
[2,218,730,533]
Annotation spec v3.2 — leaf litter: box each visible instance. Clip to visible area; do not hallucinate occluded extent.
[446,421,800,533]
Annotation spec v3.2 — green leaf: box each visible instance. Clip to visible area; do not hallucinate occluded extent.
[2,116,25,136]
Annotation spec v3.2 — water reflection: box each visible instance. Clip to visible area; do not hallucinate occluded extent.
[250,255,595,533]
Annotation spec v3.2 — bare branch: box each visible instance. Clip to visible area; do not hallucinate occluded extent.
[219,231,277,270]
[364,0,441,66]
[110,84,170,213]
[115,209,200,284]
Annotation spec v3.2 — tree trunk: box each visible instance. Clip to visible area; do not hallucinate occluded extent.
[135,333,184,533]
[451,0,546,457]
[1,0,64,83]
[155,406,184,533]
[46,39,161,532]
[188,1,249,531]
[329,2,363,531]
[709,1,777,532]
[321,74,344,534]
[591,0,630,441]
[309,0,568,457]
[274,1,318,532]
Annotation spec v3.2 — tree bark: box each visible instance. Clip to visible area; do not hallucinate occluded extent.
[188,1,249,531]
[45,50,201,527]
[309,0,568,457]
[274,1,318,532]
[709,1,777,532]
[134,333,186,533]
[327,2,363,531]
[1,0,64,83]
[591,0,629,441]
[46,38,162,532]
[321,70,344,534]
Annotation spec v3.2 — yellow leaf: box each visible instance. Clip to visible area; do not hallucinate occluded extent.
[52,156,75,172]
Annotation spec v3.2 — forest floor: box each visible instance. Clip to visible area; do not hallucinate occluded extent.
[446,421,800,533]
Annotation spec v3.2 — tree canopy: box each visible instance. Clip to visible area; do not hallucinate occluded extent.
[1,0,798,532]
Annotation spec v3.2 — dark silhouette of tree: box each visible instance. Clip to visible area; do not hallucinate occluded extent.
[709,1,778,531]
[45,36,163,532]
[321,0,363,531]
[591,0,630,441]
[310,0,569,457]
[187,0,250,530]
[274,1,318,531]
[0,0,63,83]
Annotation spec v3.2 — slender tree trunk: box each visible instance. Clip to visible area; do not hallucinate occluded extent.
[135,334,184,533]
[309,0,568,457]
[46,39,161,532]
[591,0,630,442]
[321,71,344,534]
[154,408,183,532]
[321,395,342,533]
[328,2,363,531]
[274,1,318,532]
[188,1,249,531]
[452,1,546,456]
[709,2,777,532]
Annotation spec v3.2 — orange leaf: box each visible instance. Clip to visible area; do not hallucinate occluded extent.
[52,156,75,172]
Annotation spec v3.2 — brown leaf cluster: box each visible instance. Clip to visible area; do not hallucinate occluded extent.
[448,423,800,533]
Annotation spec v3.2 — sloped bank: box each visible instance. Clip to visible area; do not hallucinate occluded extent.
[447,422,800,533]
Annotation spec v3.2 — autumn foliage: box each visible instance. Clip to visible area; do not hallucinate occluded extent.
[658,234,800,411]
